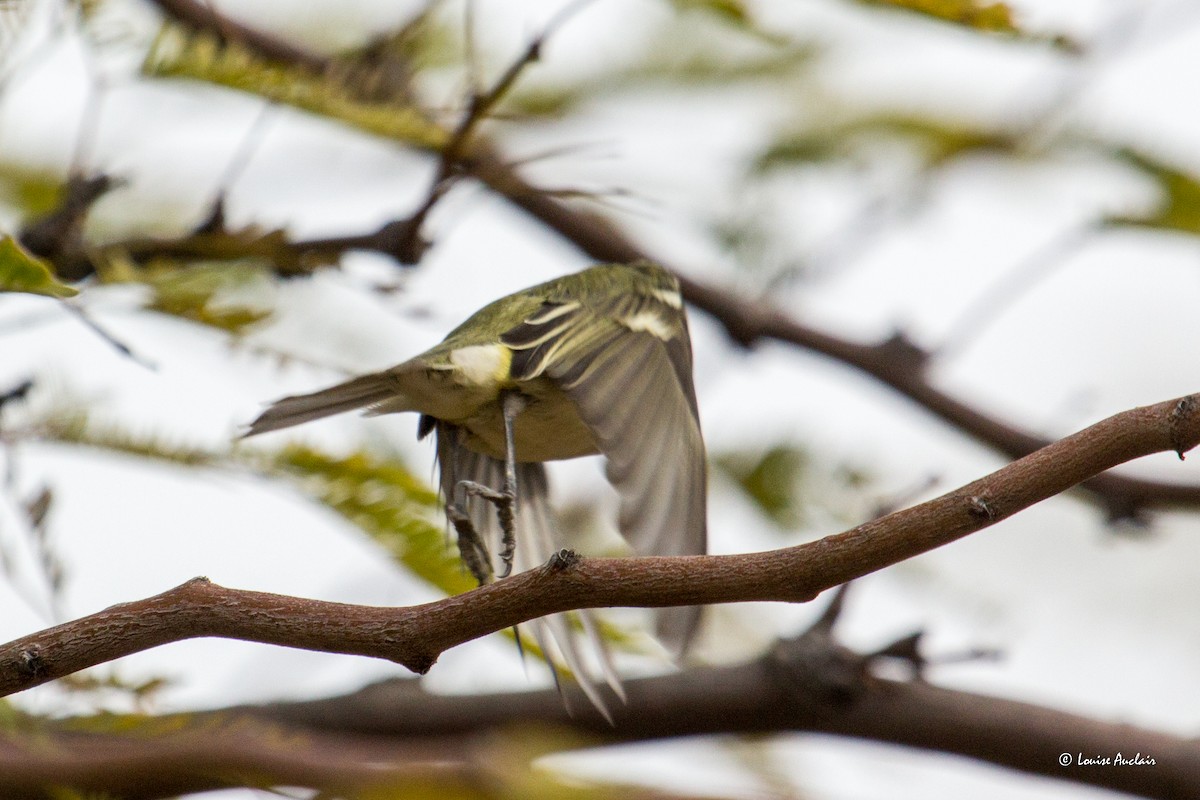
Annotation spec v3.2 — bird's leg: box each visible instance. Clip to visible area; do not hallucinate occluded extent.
[456,391,526,578]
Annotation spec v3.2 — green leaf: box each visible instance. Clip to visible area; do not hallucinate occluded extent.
[0,164,66,217]
[508,24,813,118]
[755,113,1017,173]
[855,0,1079,49]
[716,445,808,528]
[669,0,753,26]
[142,261,272,334]
[143,24,447,150]
[43,410,224,468]
[858,0,1019,34]
[0,235,78,298]
[1107,149,1200,236]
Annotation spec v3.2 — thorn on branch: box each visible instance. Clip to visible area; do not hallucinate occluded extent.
[966,495,997,520]
[17,647,46,681]
[547,549,580,571]
[769,586,867,703]
[806,582,852,636]
[867,630,927,678]
[193,195,228,235]
[1169,394,1200,460]
[929,645,1004,667]
[771,629,866,705]
[866,632,1002,679]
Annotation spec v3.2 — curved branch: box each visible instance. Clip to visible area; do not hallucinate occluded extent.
[1,393,1197,697]
[9,586,1195,800]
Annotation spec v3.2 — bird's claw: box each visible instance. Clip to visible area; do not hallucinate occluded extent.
[455,479,517,579]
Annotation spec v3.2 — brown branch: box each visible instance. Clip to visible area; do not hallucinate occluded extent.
[0,714,718,800]
[1,393,1197,698]
[0,719,452,800]
[251,641,1200,800]
[12,588,1195,799]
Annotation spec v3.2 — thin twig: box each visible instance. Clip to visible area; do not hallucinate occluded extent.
[60,300,157,370]
[396,0,598,258]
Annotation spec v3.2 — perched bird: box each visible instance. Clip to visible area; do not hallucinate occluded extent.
[244,261,707,712]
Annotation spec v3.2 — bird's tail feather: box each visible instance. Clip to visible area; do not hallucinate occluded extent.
[433,422,623,719]
[242,373,398,437]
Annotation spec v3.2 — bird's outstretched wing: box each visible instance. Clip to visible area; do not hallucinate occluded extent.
[430,420,622,717]
[503,286,707,653]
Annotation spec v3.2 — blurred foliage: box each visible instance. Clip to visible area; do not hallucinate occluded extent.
[1107,148,1200,235]
[0,164,65,218]
[139,261,272,335]
[333,8,459,87]
[509,16,811,118]
[669,0,750,24]
[143,23,448,150]
[858,0,1018,34]
[715,445,809,529]
[755,113,1018,173]
[56,671,171,709]
[715,445,874,530]
[0,236,79,298]
[0,698,32,734]
[42,410,225,468]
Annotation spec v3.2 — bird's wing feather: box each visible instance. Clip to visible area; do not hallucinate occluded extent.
[432,421,621,715]
[505,297,707,652]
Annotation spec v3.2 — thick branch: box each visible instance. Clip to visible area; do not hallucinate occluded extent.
[0,714,717,800]
[10,593,1195,800]
[1,394,1197,697]
[0,720,451,800]
[252,647,1200,800]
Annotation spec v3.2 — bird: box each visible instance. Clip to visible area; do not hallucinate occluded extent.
[243,261,707,713]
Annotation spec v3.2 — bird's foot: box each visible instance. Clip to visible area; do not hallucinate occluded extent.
[456,479,517,578]
[446,502,493,585]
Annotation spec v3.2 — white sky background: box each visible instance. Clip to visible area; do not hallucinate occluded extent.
[2,0,1200,798]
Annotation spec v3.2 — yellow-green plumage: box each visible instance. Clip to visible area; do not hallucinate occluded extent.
[244,261,706,715]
